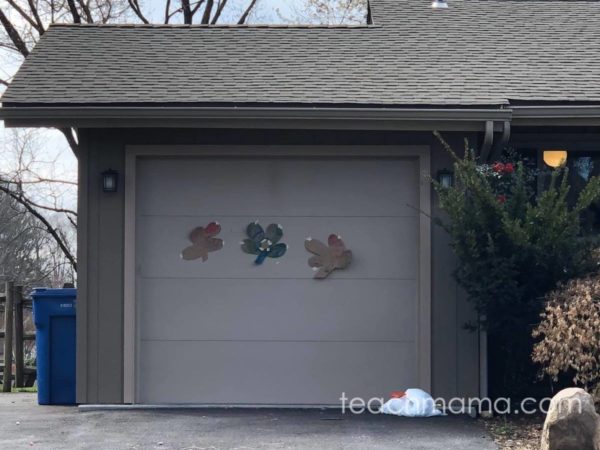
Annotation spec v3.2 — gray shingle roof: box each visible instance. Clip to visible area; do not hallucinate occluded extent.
[3,0,600,107]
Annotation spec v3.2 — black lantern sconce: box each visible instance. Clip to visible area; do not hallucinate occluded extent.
[102,169,119,193]
[437,169,454,188]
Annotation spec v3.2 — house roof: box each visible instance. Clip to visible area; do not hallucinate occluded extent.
[2,0,600,108]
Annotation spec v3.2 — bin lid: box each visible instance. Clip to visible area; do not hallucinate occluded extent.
[31,288,77,299]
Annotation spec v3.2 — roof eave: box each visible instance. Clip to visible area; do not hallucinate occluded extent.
[0,105,512,130]
[2,104,600,129]
[511,104,600,126]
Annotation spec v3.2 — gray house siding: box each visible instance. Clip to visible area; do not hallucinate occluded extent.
[77,130,126,403]
[76,128,480,404]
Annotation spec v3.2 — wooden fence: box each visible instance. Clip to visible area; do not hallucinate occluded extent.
[1,281,36,391]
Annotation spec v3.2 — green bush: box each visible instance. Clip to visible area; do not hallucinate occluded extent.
[433,132,600,396]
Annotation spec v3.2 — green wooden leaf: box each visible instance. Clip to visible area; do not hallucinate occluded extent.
[241,238,259,255]
[246,222,264,242]
[268,243,287,258]
[265,223,283,244]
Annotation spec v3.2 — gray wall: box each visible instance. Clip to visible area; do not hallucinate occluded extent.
[76,128,480,404]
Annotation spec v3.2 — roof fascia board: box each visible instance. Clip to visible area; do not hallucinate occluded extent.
[5,105,600,128]
[3,117,500,132]
[512,105,600,126]
[512,105,600,118]
[0,106,512,129]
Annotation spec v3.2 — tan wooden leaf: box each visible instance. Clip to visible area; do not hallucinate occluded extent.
[182,223,223,262]
[304,235,352,279]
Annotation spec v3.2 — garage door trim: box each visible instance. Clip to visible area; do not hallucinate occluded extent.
[123,145,431,404]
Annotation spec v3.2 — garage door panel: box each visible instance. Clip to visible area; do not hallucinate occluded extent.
[139,278,417,342]
[136,155,423,405]
[137,158,419,218]
[138,340,417,405]
[138,216,418,280]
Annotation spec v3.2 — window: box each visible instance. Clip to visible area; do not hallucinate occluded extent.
[567,154,600,233]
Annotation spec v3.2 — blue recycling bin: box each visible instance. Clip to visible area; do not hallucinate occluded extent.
[32,288,76,405]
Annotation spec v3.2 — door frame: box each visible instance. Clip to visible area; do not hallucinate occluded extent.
[123,145,431,404]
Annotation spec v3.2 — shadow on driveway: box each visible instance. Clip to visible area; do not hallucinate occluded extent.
[0,393,497,449]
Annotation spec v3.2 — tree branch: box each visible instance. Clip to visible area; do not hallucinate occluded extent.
[164,0,171,23]
[0,184,77,272]
[11,190,78,217]
[67,215,77,228]
[200,0,213,23]
[66,0,82,23]
[27,201,77,217]
[127,0,150,24]
[190,0,205,15]
[210,0,228,24]
[4,0,44,34]
[0,42,18,52]
[76,0,94,23]
[237,0,258,24]
[3,177,77,187]
[0,9,30,57]
[181,0,192,24]
[26,0,46,33]
[60,127,79,157]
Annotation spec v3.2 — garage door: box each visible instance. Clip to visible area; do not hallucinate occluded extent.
[135,152,422,405]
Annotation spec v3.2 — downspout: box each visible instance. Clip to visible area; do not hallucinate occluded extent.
[480,120,511,162]
[478,119,511,404]
[490,120,511,161]
[480,120,495,161]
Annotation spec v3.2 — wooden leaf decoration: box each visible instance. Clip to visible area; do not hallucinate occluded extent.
[242,221,287,265]
[241,238,259,255]
[181,222,224,262]
[265,224,283,245]
[268,243,287,258]
[246,222,264,242]
[304,234,352,279]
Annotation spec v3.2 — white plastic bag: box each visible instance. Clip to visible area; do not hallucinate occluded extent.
[380,388,443,417]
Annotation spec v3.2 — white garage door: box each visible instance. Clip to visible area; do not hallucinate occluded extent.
[135,152,422,405]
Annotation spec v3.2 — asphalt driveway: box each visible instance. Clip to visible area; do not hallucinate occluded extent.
[0,394,497,450]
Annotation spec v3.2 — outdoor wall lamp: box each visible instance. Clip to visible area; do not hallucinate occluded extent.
[437,169,454,188]
[543,150,568,168]
[102,169,119,193]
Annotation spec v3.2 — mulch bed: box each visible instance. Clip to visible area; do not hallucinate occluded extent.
[482,414,545,450]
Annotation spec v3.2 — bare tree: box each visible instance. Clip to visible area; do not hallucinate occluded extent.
[0,191,74,286]
[0,189,73,364]
[128,0,261,25]
[278,0,369,25]
[0,130,77,273]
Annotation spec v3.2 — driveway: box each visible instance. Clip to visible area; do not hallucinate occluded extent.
[0,394,497,449]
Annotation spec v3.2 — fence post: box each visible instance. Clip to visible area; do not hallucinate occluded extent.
[2,281,14,392]
[14,286,24,388]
